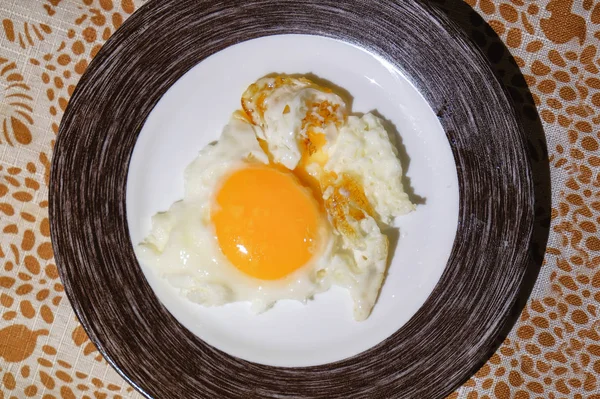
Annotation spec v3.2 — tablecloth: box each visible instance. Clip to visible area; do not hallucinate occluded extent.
[1,0,599,398]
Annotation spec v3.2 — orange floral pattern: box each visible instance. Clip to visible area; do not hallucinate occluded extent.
[1,18,52,49]
[450,1,600,398]
[1,0,599,398]
[1,1,144,397]
[0,58,33,146]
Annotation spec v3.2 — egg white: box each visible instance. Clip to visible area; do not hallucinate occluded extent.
[136,114,336,313]
[317,114,415,320]
[138,77,415,321]
[242,77,346,169]
[326,114,415,225]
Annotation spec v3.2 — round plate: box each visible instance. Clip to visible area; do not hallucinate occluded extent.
[50,0,535,398]
[127,33,460,367]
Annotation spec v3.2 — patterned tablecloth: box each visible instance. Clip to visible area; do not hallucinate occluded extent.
[1,0,599,398]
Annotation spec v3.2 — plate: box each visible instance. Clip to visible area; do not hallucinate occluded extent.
[50,0,535,398]
[127,33,460,367]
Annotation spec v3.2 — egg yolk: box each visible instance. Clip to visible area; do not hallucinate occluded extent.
[212,165,321,280]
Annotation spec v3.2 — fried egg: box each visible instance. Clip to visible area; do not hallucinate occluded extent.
[137,75,415,321]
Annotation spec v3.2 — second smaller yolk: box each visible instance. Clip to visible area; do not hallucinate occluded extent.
[211,165,322,280]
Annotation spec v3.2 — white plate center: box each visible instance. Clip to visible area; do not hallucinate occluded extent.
[127,34,459,367]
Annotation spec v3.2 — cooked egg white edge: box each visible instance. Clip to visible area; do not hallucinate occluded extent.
[325,113,416,225]
[316,113,415,320]
[252,79,346,169]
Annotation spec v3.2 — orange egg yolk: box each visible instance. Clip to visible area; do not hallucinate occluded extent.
[211,165,321,280]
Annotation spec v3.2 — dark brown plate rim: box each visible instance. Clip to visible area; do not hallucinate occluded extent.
[49,0,535,398]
